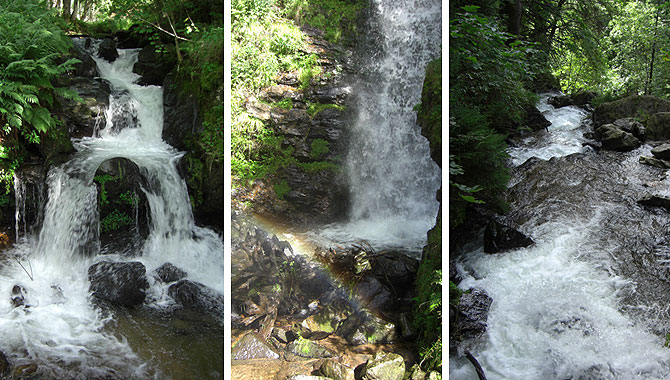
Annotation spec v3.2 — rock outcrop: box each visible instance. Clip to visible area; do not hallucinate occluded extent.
[88,261,149,307]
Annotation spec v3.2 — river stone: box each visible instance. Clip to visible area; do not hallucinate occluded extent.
[651,144,670,160]
[408,364,426,380]
[168,279,224,315]
[287,376,333,380]
[302,306,345,333]
[352,276,395,311]
[613,118,646,140]
[370,252,419,287]
[232,332,280,360]
[456,288,492,340]
[598,124,641,151]
[572,90,596,106]
[0,350,7,376]
[483,220,534,253]
[594,95,670,127]
[11,284,25,308]
[399,312,417,341]
[70,39,98,78]
[97,38,118,62]
[285,338,335,361]
[361,352,405,380]
[320,359,355,380]
[523,105,551,132]
[639,156,670,169]
[88,261,149,307]
[645,112,670,140]
[153,262,187,283]
[335,310,397,345]
[549,94,573,108]
[638,195,670,211]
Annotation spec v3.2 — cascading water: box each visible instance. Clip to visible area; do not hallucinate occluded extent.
[451,100,670,379]
[315,0,442,254]
[0,40,223,378]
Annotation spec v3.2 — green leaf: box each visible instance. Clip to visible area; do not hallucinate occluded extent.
[459,194,484,204]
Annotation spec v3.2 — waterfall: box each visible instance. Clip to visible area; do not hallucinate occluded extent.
[0,40,223,378]
[316,0,442,254]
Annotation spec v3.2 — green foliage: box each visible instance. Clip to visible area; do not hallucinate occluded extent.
[309,139,329,158]
[273,99,293,109]
[274,179,291,200]
[449,281,462,306]
[94,174,117,206]
[100,209,133,233]
[119,190,138,207]
[283,0,365,44]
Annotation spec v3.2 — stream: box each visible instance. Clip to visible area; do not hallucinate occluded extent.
[0,40,223,379]
[450,96,670,379]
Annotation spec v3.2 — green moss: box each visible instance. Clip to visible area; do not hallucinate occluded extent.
[297,161,339,173]
[274,179,291,200]
[306,102,344,117]
[94,174,117,206]
[119,190,139,207]
[284,0,366,44]
[100,209,133,233]
[273,98,293,109]
[309,138,329,158]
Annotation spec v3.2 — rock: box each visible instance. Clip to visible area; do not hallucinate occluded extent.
[455,288,492,340]
[12,363,37,378]
[426,371,440,380]
[613,118,646,140]
[645,112,670,140]
[301,303,350,333]
[168,279,224,315]
[548,94,573,108]
[335,310,397,345]
[285,338,335,360]
[11,284,25,308]
[287,376,333,380]
[97,38,118,62]
[14,164,46,238]
[597,124,641,151]
[232,332,280,360]
[88,261,149,307]
[651,143,670,160]
[408,364,426,380]
[571,90,596,106]
[371,251,419,288]
[55,77,111,139]
[638,195,670,211]
[153,262,187,283]
[523,105,551,132]
[133,45,174,86]
[483,220,534,253]
[162,71,201,152]
[639,156,670,169]
[398,312,417,340]
[352,276,395,311]
[320,359,355,380]
[70,39,98,77]
[594,95,670,127]
[360,352,405,380]
[0,350,8,376]
[272,326,296,343]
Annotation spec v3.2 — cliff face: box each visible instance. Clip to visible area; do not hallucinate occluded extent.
[234,26,355,226]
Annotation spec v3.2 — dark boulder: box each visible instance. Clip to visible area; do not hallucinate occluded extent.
[114,25,150,49]
[571,90,596,106]
[162,72,200,152]
[133,45,175,86]
[88,261,149,307]
[153,262,187,283]
[370,251,419,288]
[0,350,8,376]
[638,195,670,211]
[613,118,646,141]
[168,279,224,315]
[523,106,551,132]
[548,94,573,108]
[639,156,670,169]
[232,332,280,360]
[55,77,111,139]
[11,284,25,308]
[352,276,395,311]
[651,143,670,160]
[646,112,670,140]
[453,288,492,340]
[14,164,46,239]
[595,124,641,152]
[335,310,397,345]
[97,38,118,62]
[70,38,98,77]
[483,220,534,253]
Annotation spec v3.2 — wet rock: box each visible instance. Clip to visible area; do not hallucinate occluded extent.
[162,71,201,152]
[232,332,280,360]
[352,276,395,311]
[12,363,37,378]
[168,279,224,315]
[11,284,25,308]
[572,90,596,106]
[301,304,350,333]
[594,95,670,127]
[360,352,405,380]
[285,338,335,360]
[14,163,46,238]
[523,106,551,133]
[88,261,149,307]
[133,45,175,86]
[454,288,492,340]
[483,220,534,253]
[651,143,670,160]
[645,112,670,140]
[0,350,8,376]
[320,360,355,380]
[153,262,187,283]
[399,312,417,341]
[70,39,98,77]
[55,76,111,139]
[638,195,670,211]
[335,310,397,345]
[639,156,670,169]
[596,124,641,151]
[308,85,351,104]
[97,38,118,62]
[549,94,573,108]
[371,251,419,288]
[613,118,646,140]
[272,326,296,343]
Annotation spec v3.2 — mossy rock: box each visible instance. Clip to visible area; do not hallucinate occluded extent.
[417,57,441,167]
[594,95,670,128]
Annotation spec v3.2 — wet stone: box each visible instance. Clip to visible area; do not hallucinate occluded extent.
[335,310,397,345]
[320,359,355,380]
[483,220,534,253]
[11,284,25,308]
[88,261,149,307]
[232,332,280,360]
[153,262,187,283]
[0,350,8,376]
[285,338,335,360]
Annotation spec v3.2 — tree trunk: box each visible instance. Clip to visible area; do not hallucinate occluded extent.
[646,5,661,95]
[62,0,70,19]
[81,0,91,21]
[506,0,523,37]
[70,0,79,22]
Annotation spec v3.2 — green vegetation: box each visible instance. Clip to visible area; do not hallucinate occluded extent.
[94,174,116,206]
[284,0,365,44]
[100,209,133,233]
[306,102,344,117]
[309,138,329,158]
[274,179,291,200]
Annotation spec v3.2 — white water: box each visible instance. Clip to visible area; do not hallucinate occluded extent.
[508,93,589,166]
[0,40,223,378]
[314,0,441,254]
[451,103,670,379]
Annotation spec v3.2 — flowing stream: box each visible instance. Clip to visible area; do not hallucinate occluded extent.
[313,0,442,255]
[451,97,670,379]
[0,41,223,379]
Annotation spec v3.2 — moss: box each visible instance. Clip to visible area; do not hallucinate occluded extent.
[306,102,344,117]
[274,179,291,200]
[415,57,441,165]
[94,174,117,206]
[297,161,339,173]
[284,0,366,44]
[309,138,329,158]
[100,209,133,233]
